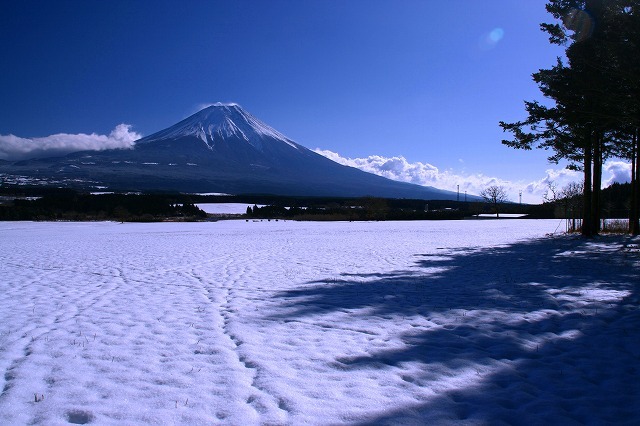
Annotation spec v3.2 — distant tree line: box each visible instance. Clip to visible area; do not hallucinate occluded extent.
[0,189,207,221]
[0,183,633,223]
[246,198,465,221]
[501,0,640,236]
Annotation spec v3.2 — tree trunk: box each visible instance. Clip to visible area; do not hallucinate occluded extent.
[582,130,594,237]
[632,128,640,236]
[592,132,602,234]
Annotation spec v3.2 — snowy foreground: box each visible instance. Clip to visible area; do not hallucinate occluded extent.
[1,220,639,425]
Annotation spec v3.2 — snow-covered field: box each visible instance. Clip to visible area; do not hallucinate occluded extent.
[195,203,262,215]
[1,219,638,425]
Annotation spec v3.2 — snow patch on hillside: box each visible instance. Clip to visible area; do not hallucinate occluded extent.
[140,104,301,152]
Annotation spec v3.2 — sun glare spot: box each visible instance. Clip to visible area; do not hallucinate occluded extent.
[478,28,505,51]
[489,28,504,43]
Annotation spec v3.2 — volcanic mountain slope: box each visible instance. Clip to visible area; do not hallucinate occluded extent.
[1,103,462,199]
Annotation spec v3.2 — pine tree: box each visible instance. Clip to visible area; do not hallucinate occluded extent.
[501,0,640,236]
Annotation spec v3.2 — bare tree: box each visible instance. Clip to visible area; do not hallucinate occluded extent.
[543,181,558,204]
[560,182,583,232]
[543,181,583,232]
[480,186,509,218]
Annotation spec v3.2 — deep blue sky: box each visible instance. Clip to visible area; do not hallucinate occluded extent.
[1,1,582,201]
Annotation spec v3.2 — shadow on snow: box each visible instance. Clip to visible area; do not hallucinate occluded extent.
[271,235,640,424]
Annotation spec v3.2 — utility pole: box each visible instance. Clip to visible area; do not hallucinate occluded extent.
[457,185,459,202]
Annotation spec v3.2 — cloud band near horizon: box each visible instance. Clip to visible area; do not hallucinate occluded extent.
[0,126,631,204]
[0,124,141,161]
[313,149,631,204]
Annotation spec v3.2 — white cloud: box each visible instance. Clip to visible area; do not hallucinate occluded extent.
[314,148,533,201]
[313,149,630,204]
[314,150,443,186]
[0,124,141,161]
[604,161,631,186]
[521,168,582,201]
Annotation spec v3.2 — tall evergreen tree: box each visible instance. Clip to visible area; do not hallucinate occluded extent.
[501,0,640,236]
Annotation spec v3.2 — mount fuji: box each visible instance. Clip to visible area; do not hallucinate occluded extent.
[1,104,462,200]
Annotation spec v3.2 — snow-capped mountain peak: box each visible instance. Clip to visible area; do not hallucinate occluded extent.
[138,103,299,151]
[0,103,462,199]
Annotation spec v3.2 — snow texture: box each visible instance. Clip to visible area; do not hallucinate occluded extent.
[0,220,638,425]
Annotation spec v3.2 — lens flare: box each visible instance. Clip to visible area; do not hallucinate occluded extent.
[563,8,594,41]
[489,28,504,43]
[478,28,504,51]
